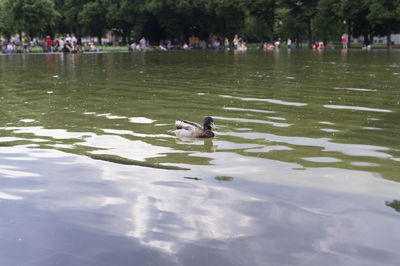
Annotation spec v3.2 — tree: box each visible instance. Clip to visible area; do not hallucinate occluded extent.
[0,0,59,39]
[1,0,400,47]
[144,0,209,43]
[197,0,246,40]
[275,6,305,47]
[54,0,89,43]
[0,1,7,37]
[145,0,189,41]
[78,0,107,45]
[366,0,400,48]
[313,0,343,44]
[245,0,276,42]
[104,0,145,44]
[279,0,319,48]
[338,0,368,48]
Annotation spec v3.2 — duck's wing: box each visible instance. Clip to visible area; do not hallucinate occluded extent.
[175,120,202,130]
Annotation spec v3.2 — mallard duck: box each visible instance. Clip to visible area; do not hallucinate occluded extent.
[175,116,216,138]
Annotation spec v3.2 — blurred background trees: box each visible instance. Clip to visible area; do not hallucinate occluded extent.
[0,0,399,47]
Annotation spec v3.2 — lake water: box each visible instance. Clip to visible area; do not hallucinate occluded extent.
[1,50,400,265]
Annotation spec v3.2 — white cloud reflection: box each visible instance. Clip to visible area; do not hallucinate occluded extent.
[0,165,41,178]
[2,126,95,140]
[125,180,255,253]
[1,145,400,261]
[225,131,391,158]
[81,134,179,161]
[0,192,23,200]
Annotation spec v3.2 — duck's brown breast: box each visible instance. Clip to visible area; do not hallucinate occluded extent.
[199,130,214,138]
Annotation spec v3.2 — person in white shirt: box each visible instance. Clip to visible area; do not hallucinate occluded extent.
[5,43,14,53]
[65,34,71,43]
[59,38,64,51]
[287,38,292,49]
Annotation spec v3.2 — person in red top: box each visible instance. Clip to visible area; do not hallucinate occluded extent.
[46,36,52,53]
[313,41,319,50]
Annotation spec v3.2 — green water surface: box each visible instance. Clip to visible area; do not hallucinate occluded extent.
[0,50,399,265]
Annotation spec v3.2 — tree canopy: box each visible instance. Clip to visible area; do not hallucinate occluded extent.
[0,0,399,47]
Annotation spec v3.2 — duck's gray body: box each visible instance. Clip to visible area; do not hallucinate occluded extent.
[175,117,215,138]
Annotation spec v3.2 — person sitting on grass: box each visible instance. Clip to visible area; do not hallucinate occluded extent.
[83,42,90,52]
[64,40,73,53]
[4,42,15,54]
[15,42,22,53]
[89,42,99,52]
[129,42,136,51]
[158,44,167,51]
[72,41,81,53]
[53,37,60,52]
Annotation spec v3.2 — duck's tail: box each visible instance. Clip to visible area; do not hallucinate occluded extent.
[175,120,184,129]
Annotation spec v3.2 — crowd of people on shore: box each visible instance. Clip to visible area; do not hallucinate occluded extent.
[0,34,100,54]
[258,34,371,51]
[128,33,371,53]
[1,33,373,55]
[129,37,204,52]
[128,35,249,52]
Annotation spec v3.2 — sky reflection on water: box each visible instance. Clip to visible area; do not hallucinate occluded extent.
[0,146,399,266]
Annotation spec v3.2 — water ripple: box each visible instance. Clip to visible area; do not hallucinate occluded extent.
[324,105,392,113]
[102,128,173,138]
[226,131,391,159]
[334,87,376,92]
[214,116,291,127]
[2,126,95,140]
[220,95,307,106]
[223,107,274,114]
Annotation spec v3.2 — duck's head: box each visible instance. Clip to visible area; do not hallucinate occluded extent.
[203,116,216,131]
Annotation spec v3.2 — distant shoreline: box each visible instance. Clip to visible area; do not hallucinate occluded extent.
[1,46,399,56]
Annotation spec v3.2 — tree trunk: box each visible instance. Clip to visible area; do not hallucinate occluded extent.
[363,32,369,45]
[268,1,275,42]
[307,18,312,49]
[122,33,127,45]
[29,29,34,41]
[387,26,392,49]
[127,29,131,44]
[97,33,102,45]
[77,26,82,45]
[347,22,351,49]
[269,29,274,43]
[369,28,374,46]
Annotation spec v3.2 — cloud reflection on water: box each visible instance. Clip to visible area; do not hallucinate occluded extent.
[81,134,180,161]
[1,146,399,265]
[225,131,391,159]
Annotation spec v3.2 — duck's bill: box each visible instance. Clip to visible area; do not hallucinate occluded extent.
[210,122,217,130]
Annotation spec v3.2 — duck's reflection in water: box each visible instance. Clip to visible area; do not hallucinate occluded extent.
[215,176,234,182]
[175,137,216,153]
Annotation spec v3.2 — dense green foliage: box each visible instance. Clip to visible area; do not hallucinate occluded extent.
[0,0,399,47]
